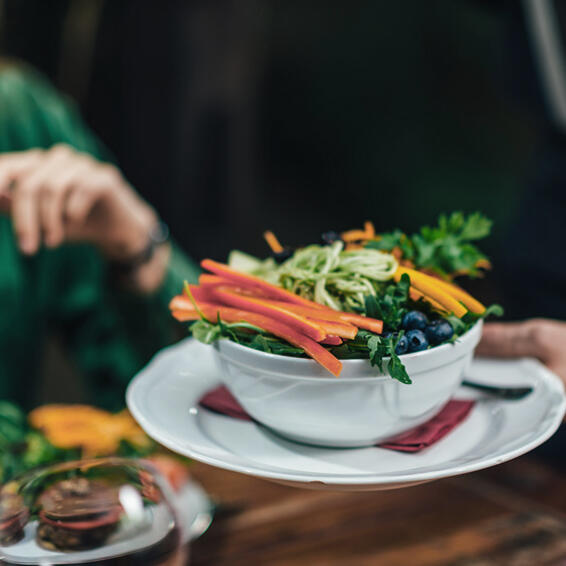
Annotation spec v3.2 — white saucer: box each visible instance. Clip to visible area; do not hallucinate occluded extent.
[127,339,566,491]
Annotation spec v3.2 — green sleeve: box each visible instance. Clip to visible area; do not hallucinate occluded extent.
[0,64,199,409]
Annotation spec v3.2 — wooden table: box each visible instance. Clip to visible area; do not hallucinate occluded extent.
[188,446,566,565]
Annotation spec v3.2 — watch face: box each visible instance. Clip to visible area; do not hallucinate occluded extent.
[0,458,181,565]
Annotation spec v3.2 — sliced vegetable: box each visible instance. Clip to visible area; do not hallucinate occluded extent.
[304,318,357,340]
[199,289,358,340]
[263,230,284,253]
[337,313,384,334]
[208,287,327,341]
[254,299,381,335]
[341,229,368,242]
[171,310,200,322]
[409,288,448,313]
[394,267,468,318]
[169,295,194,311]
[320,336,343,346]
[198,274,228,286]
[196,304,342,376]
[201,259,328,309]
[425,275,486,314]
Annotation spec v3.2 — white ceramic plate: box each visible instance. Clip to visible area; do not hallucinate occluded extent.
[127,339,566,491]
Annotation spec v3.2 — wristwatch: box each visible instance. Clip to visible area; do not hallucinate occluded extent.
[109,221,170,279]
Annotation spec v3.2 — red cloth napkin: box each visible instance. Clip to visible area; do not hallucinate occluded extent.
[199,386,474,453]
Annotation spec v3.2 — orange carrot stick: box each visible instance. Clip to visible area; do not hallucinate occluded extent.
[320,335,343,346]
[263,230,284,253]
[306,318,357,340]
[341,229,368,242]
[205,288,358,340]
[198,274,228,286]
[339,313,383,334]
[172,310,200,322]
[171,301,342,376]
[201,259,327,309]
[254,299,380,335]
[169,295,196,311]
[201,304,342,376]
[208,287,327,342]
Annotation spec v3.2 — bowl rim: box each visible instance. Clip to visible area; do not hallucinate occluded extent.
[213,320,483,383]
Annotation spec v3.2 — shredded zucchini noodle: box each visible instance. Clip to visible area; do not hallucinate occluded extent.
[262,242,398,311]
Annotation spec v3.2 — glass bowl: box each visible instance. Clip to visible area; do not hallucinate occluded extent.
[0,458,183,565]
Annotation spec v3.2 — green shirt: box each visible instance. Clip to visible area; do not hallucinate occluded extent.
[0,65,199,409]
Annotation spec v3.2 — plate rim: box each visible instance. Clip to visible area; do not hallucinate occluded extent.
[127,339,566,488]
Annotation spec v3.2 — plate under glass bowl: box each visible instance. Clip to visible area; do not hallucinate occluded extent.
[0,458,183,565]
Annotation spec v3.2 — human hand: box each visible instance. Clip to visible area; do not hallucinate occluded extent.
[477,319,566,384]
[0,144,158,260]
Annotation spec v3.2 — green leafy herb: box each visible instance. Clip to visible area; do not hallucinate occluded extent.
[191,319,223,344]
[366,212,492,277]
[364,273,410,330]
[190,320,305,357]
[446,303,504,336]
[331,330,412,384]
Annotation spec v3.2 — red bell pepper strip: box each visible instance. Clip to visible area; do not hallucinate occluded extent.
[198,274,229,286]
[201,259,327,309]
[207,287,327,342]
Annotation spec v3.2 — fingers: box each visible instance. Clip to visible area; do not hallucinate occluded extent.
[41,157,93,247]
[477,321,543,359]
[0,145,139,255]
[11,180,40,254]
[11,145,73,253]
[65,185,99,228]
[0,150,42,196]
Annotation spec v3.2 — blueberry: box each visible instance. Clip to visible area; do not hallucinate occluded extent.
[405,329,429,352]
[321,231,342,246]
[381,331,392,339]
[425,320,454,345]
[394,335,409,355]
[402,311,428,331]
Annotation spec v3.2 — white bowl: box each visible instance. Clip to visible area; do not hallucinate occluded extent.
[212,321,483,447]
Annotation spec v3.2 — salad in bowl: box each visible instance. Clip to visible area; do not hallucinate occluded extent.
[169,213,502,446]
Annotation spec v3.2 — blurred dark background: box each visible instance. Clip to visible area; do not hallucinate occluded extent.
[0,0,543,300]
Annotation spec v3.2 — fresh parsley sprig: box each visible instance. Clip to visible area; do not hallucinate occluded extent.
[366,212,492,278]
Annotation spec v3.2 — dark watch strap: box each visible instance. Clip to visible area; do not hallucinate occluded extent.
[109,221,170,277]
